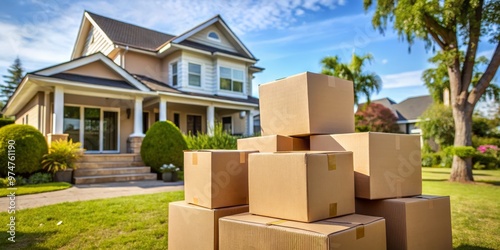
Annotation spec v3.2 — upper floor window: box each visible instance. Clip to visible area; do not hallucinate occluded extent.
[188,63,201,87]
[171,62,178,86]
[220,67,244,93]
[207,31,220,42]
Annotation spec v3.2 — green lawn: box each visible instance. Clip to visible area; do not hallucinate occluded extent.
[0,182,72,196]
[0,169,498,249]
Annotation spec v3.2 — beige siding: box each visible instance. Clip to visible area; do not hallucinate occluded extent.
[65,61,124,80]
[82,26,114,56]
[188,25,238,53]
[124,51,162,81]
[161,51,182,86]
[179,51,215,94]
[14,92,44,131]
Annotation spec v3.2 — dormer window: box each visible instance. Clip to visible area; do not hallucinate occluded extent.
[207,31,220,42]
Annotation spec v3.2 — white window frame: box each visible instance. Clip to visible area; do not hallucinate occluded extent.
[170,61,179,87]
[219,66,245,93]
[188,62,202,87]
[207,31,221,42]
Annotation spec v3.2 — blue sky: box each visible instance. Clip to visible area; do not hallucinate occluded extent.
[0,0,497,105]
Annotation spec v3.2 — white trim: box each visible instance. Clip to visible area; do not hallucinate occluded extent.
[186,61,203,88]
[172,18,219,44]
[35,53,150,92]
[213,52,257,63]
[169,59,180,87]
[115,45,157,56]
[207,31,221,42]
[158,91,258,108]
[171,43,212,56]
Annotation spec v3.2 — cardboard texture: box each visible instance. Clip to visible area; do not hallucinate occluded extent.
[219,213,386,250]
[259,72,355,136]
[184,150,257,209]
[237,134,309,152]
[167,201,248,250]
[310,132,422,199]
[355,195,452,250]
[249,151,355,222]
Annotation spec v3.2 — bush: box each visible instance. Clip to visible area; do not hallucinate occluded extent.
[421,153,441,167]
[473,145,499,170]
[452,146,477,158]
[0,118,14,128]
[355,103,400,133]
[418,104,455,150]
[184,123,237,150]
[28,172,53,184]
[0,124,48,177]
[41,139,83,174]
[472,136,500,148]
[141,121,188,173]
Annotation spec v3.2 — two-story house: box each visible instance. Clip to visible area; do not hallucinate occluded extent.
[3,11,263,155]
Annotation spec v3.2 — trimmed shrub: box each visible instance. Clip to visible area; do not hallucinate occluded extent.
[141,121,187,173]
[421,153,441,167]
[472,136,500,148]
[41,139,83,173]
[0,124,48,177]
[28,172,53,184]
[0,118,14,128]
[452,146,477,158]
[184,123,237,150]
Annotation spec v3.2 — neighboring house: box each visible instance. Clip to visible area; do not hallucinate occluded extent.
[2,11,264,154]
[359,95,433,134]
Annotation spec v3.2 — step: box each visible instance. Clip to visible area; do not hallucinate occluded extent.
[80,154,141,162]
[74,167,152,177]
[73,173,157,184]
[74,161,145,169]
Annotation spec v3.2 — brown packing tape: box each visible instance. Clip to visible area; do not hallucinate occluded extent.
[329,203,337,217]
[240,152,246,164]
[192,153,198,165]
[267,220,287,226]
[192,197,199,205]
[327,154,337,171]
[356,226,365,239]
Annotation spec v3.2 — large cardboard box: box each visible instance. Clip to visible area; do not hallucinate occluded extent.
[219,213,386,250]
[259,72,355,136]
[168,201,248,250]
[249,151,355,222]
[311,132,422,199]
[237,134,309,152]
[184,150,256,209]
[356,195,452,250]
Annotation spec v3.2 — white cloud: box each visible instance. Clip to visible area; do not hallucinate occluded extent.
[477,49,494,59]
[295,8,305,16]
[381,59,388,64]
[380,70,425,89]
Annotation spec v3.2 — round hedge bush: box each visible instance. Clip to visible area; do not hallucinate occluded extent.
[0,124,48,177]
[141,121,187,173]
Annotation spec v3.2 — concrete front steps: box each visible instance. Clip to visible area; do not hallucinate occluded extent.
[73,154,157,184]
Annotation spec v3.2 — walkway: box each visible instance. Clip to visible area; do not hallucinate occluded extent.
[0,181,184,210]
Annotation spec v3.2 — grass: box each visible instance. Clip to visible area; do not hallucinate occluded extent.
[0,169,498,249]
[422,168,500,250]
[0,182,72,196]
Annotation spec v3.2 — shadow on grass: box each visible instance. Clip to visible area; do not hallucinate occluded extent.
[424,170,451,175]
[422,178,448,182]
[0,231,56,250]
[476,180,500,186]
[455,244,496,250]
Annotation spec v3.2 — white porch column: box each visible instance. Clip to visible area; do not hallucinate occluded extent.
[53,86,64,134]
[246,110,254,136]
[131,96,144,137]
[159,96,167,122]
[207,105,215,136]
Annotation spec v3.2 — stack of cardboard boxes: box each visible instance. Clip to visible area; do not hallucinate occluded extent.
[169,72,453,250]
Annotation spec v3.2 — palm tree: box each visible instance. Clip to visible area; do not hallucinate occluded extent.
[321,53,382,105]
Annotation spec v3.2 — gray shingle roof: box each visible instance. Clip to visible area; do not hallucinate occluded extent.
[393,95,433,120]
[46,73,139,90]
[87,12,175,51]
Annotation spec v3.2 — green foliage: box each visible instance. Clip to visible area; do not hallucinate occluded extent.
[0,118,14,128]
[1,57,24,102]
[184,123,237,150]
[41,139,83,174]
[141,121,187,173]
[452,146,478,158]
[421,152,442,167]
[15,176,28,186]
[355,103,400,133]
[472,136,500,148]
[418,104,455,150]
[321,53,382,104]
[0,124,48,177]
[28,172,53,184]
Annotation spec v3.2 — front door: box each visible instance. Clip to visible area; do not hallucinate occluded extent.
[64,106,119,153]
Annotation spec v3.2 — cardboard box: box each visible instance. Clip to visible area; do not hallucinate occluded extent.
[259,72,354,136]
[237,135,309,152]
[249,151,355,222]
[355,195,452,250]
[168,201,248,250]
[311,132,422,199]
[184,150,257,209]
[219,213,386,250]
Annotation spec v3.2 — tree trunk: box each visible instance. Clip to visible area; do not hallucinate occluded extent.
[449,106,474,182]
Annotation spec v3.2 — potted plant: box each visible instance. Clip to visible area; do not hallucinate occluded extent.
[160,164,180,182]
[41,139,83,183]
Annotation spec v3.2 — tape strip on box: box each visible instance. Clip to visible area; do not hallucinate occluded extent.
[327,154,337,171]
[192,153,198,165]
[356,226,365,239]
[240,152,246,163]
[329,203,337,217]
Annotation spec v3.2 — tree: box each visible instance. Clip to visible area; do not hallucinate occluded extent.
[2,57,24,102]
[365,0,500,182]
[321,53,382,104]
[418,104,455,152]
[355,103,400,133]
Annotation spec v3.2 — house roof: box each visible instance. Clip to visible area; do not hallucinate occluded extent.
[47,73,139,90]
[393,95,433,120]
[87,11,175,51]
